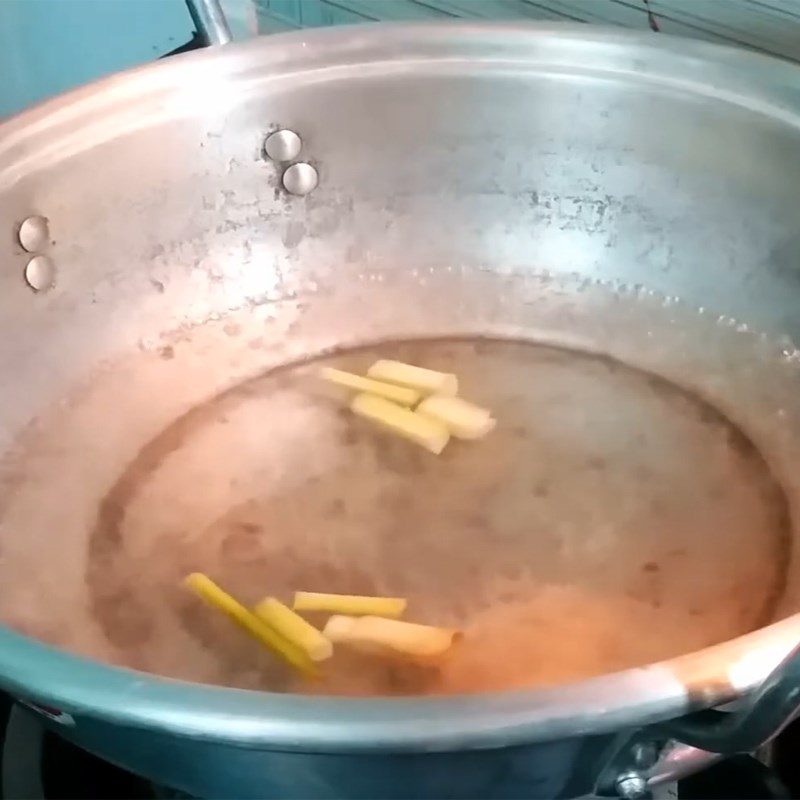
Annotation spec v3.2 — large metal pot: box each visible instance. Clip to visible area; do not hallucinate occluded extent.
[3,20,800,799]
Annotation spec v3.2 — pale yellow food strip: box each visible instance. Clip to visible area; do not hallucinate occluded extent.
[366,360,458,397]
[183,573,316,677]
[323,615,460,659]
[350,393,450,454]
[416,395,496,440]
[293,591,407,618]
[253,597,333,662]
[320,367,421,407]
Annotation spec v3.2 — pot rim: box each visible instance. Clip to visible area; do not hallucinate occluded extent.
[2,21,800,751]
[1,617,799,751]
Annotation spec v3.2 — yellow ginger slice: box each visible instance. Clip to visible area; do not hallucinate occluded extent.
[323,615,460,659]
[350,393,449,454]
[293,591,407,619]
[417,395,496,440]
[366,360,458,397]
[184,573,315,677]
[253,597,333,662]
[320,367,421,407]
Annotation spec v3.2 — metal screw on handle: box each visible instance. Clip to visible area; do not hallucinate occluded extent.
[615,771,649,799]
[185,0,232,46]
[597,738,723,799]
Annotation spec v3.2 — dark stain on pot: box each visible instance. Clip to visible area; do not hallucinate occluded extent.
[220,523,265,563]
[531,480,550,498]
[327,497,346,518]
[464,513,490,533]
[90,583,154,653]
[372,436,426,476]
[339,425,360,446]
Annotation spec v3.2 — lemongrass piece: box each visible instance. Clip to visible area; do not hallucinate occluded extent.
[253,597,333,662]
[183,573,316,677]
[293,591,407,618]
[366,360,458,397]
[350,393,449,454]
[323,615,460,659]
[319,367,420,406]
[417,395,496,440]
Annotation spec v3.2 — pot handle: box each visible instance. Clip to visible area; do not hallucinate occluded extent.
[659,640,800,753]
[184,0,233,46]
[598,642,800,798]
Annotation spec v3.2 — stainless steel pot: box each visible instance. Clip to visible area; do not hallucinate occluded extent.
[3,19,800,799]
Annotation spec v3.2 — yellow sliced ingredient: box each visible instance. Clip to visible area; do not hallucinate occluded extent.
[417,395,496,440]
[320,367,421,407]
[323,615,461,659]
[183,573,316,677]
[350,393,450,454]
[366,360,458,397]
[293,591,407,619]
[253,597,333,662]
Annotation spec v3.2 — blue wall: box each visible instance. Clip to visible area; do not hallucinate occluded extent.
[4,0,800,119]
[0,0,192,117]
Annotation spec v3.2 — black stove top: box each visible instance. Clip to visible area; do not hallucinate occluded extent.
[0,694,159,800]
[0,692,796,799]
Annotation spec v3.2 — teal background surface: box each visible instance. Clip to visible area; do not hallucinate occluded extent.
[2,0,800,117]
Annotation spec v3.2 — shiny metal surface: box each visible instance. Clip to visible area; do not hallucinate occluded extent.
[264,128,302,162]
[184,0,231,46]
[23,255,54,292]
[646,742,724,789]
[282,160,318,194]
[595,734,719,796]
[608,639,800,793]
[16,216,49,254]
[663,640,800,752]
[2,21,800,798]
[615,772,648,800]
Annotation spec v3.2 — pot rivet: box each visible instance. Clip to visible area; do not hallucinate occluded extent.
[615,772,648,799]
[282,162,318,196]
[24,255,55,292]
[18,215,49,253]
[264,129,302,162]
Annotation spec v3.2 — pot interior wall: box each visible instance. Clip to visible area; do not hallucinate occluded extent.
[2,28,800,696]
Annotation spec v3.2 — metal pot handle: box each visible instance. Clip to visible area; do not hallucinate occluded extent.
[185,0,232,46]
[659,640,800,753]
[598,641,800,797]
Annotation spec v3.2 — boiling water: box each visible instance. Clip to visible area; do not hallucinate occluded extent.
[0,271,799,696]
